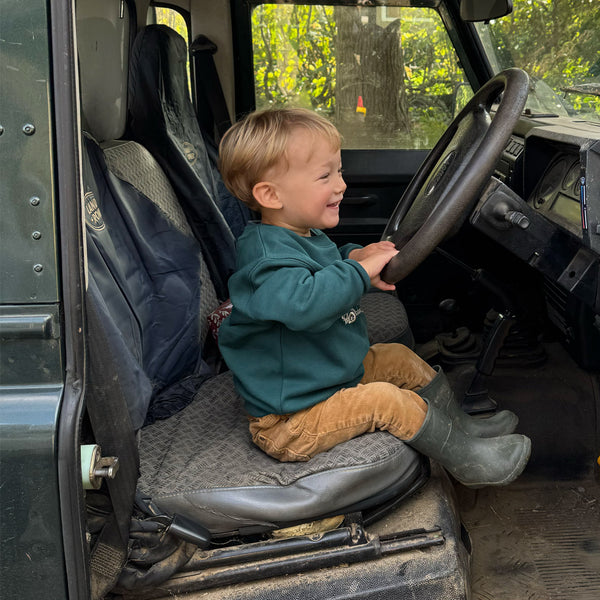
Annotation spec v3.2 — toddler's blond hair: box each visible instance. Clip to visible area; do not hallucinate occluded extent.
[219,108,341,211]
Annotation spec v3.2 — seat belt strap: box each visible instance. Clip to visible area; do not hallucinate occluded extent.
[191,34,232,140]
[85,292,140,598]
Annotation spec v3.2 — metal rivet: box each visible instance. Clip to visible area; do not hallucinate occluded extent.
[30,197,40,206]
[22,123,36,136]
[33,264,43,273]
[32,231,42,240]
[0,125,4,136]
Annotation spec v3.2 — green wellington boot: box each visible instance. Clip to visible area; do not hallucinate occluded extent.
[418,366,518,438]
[406,402,531,488]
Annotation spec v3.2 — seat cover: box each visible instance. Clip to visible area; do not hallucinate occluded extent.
[137,371,427,535]
[361,290,415,348]
[82,136,209,428]
[128,25,249,298]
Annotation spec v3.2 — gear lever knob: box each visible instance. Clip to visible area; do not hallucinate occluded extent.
[439,298,459,336]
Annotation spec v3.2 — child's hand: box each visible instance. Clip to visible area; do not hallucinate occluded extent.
[349,242,398,291]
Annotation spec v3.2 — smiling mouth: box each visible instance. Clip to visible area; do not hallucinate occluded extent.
[327,200,341,208]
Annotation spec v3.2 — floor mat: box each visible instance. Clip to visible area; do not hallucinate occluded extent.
[458,478,600,600]
[448,341,599,478]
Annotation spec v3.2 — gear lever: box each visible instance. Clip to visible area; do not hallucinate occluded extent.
[439,298,459,337]
[462,311,516,413]
[434,248,518,414]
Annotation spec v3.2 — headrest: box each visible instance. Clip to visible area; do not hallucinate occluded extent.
[77,0,129,142]
[128,25,191,130]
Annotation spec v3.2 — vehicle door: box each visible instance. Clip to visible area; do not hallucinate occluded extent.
[0,0,87,598]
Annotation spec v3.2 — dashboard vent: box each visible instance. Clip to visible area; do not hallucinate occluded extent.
[505,136,524,158]
[495,136,525,184]
[543,277,569,335]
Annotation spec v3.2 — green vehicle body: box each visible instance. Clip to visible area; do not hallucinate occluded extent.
[1,0,86,597]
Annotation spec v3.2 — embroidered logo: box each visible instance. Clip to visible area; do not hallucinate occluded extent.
[341,306,363,325]
[84,190,105,231]
[182,141,198,165]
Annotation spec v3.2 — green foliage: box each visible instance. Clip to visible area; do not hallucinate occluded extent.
[253,4,336,111]
[154,7,188,40]
[485,0,600,119]
[251,1,600,147]
[251,5,466,148]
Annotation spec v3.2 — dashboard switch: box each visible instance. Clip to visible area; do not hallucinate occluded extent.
[490,199,530,230]
[503,210,530,229]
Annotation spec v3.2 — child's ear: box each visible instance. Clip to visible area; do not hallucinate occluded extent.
[252,181,283,210]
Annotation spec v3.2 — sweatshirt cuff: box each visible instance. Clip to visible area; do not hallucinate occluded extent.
[338,243,362,260]
[345,259,372,291]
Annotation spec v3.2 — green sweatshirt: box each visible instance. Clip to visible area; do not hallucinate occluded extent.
[218,222,371,417]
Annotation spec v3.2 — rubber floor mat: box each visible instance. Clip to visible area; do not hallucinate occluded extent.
[458,479,600,600]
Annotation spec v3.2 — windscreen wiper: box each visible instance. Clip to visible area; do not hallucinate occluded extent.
[561,83,600,97]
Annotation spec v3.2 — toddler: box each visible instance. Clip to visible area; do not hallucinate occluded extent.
[218,107,530,488]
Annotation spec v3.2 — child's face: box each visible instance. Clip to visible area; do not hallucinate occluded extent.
[258,128,346,236]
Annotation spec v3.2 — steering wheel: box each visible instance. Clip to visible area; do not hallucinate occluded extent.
[381,68,530,283]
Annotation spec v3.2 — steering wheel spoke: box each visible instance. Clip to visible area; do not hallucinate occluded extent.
[381,69,529,283]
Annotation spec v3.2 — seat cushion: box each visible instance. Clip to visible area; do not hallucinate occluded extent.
[361,290,415,348]
[137,372,427,535]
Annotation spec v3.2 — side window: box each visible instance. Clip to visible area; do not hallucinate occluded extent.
[148,3,192,98]
[251,3,473,150]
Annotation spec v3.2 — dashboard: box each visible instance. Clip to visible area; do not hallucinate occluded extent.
[470,114,600,366]
[530,151,583,238]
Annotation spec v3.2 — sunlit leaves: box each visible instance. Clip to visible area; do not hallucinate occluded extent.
[485,0,600,119]
[252,4,336,109]
[251,5,470,147]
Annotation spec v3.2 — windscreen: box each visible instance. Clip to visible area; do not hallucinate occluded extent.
[474,0,600,121]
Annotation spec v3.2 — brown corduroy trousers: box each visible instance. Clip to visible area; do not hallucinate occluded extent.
[248,343,435,462]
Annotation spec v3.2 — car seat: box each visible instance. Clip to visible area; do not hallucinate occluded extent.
[77,4,429,537]
[127,24,415,348]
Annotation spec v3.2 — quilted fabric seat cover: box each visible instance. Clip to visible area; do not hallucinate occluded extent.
[361,290,415,347]
[138,372,426,535]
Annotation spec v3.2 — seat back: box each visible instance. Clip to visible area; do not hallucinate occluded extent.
[128,25,251,297]
[78,2,217,428]
[82,136,214,428]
